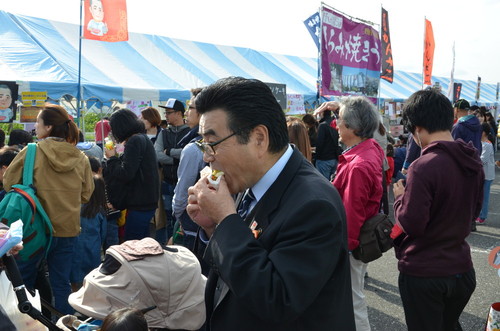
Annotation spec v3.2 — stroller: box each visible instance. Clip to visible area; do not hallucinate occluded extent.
[2,238,206,331]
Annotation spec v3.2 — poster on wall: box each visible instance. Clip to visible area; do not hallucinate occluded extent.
[126,100,152,117]
[20,91,47,123]
[0,81,19,123]
[286,94,305,115]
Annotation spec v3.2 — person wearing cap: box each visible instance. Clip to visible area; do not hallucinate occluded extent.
[452,99,482,155]
[154,98,190,244]
[187,77,354,330]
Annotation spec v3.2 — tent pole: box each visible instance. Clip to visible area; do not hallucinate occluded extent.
[77,0,84,128]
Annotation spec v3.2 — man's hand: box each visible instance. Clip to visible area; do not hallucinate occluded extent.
[187,175,237,234]
[393,179,406,198]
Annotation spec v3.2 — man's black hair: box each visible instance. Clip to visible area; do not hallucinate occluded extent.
[195,77,288,154]
[402,90,454,134]
[109,109,145,143]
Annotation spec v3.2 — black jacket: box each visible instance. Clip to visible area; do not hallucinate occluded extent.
[203,148,355,330]
[103,133,159,211]
[315,116,340,160]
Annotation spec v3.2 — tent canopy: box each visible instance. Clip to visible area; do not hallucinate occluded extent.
[0,10,497,109]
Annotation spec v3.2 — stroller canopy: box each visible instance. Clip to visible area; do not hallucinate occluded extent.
[69,238,206,330]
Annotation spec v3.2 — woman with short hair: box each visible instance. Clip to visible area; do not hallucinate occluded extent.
[332,96,383,331]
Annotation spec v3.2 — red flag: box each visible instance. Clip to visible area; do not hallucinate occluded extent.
[380,8,394,83]
[423,19,435,85]
[83,0,128,42]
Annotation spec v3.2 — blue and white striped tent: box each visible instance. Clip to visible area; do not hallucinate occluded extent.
[1,10,497,112]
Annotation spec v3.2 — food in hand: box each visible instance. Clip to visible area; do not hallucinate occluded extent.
[104,138,114,150]
[200,166,224,189]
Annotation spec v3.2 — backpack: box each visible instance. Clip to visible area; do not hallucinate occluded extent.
[352,213,394,263]
[0,143,53,261]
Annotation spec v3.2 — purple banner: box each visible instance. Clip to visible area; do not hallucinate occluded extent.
[320,7,381,98]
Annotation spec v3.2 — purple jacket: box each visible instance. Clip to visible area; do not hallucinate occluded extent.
[394,140,483,277]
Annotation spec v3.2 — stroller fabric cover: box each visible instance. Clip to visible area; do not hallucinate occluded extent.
[69,238,206,330]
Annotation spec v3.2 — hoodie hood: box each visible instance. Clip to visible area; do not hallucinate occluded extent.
[423,140,482,177]
[458,115,482,133]
[37,139,87,173]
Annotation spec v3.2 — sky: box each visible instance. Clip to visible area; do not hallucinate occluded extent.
[2,0,500,84]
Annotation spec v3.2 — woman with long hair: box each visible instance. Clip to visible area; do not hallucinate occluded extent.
[103,109,159,241]
[287,116,312,162]
[4,104,94,314]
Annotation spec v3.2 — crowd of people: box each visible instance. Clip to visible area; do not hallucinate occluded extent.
[0,76,496,331]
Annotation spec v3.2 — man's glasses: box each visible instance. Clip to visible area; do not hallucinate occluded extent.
[195,132,238,156]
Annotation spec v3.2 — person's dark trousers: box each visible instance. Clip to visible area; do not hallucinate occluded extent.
[124,209,156,241]
[398,269,476,331]
[159,181,176,243]
[103,212,120,251]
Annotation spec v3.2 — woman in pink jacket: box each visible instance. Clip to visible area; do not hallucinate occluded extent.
[332,96,383,331]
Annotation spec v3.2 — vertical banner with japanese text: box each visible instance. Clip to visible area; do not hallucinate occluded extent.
[475,76,481,101]
[320,6,381,99]
[453,83,462,103]
[423,19,435,86]
[380,7,393,83]
[304,12,321,50]
[83,0,128,42]
[496,82,499,101]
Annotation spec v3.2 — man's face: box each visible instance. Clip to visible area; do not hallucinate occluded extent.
[164,109,183,126]
[90,1,104,22]
[186,96,200,128]
[0,88,12,110]
[199,109,258,194]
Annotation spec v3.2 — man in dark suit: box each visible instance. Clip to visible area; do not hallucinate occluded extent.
[187,77,355,331]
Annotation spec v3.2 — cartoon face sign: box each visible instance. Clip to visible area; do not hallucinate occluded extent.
[90,0,104,22]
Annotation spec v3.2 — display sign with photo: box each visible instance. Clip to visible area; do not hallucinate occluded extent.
[0,81,19,123]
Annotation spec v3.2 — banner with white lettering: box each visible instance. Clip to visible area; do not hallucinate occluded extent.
[320,6,381,98]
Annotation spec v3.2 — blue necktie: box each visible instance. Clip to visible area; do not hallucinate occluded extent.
[237,189,255,219]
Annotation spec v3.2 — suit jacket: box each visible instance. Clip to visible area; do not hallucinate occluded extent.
[203,148,355,331]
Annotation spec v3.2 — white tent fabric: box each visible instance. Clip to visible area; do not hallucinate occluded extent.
[0,10,498,108]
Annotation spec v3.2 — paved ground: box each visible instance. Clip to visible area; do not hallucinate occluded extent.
[365,153,500,331]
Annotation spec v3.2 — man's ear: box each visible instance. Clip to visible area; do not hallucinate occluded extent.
[252,125,269,155]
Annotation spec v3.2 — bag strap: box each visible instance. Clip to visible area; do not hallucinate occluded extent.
[22,143,37,186]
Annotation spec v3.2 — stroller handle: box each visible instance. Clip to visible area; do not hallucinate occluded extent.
[2,255,63,331]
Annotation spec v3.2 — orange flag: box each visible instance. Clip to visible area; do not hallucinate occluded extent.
[423,19,435,85]
[83,0,128,42]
